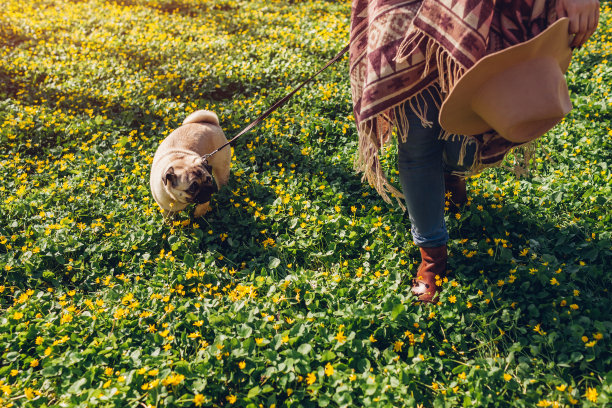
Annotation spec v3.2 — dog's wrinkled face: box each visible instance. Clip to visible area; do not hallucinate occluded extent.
[162,156,215,205]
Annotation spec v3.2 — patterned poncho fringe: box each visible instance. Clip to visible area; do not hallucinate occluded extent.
[349,0,557,207]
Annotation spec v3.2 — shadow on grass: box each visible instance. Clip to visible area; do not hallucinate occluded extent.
[446,198,611,374]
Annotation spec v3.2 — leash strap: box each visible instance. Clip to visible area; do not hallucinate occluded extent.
[202,44,350,162]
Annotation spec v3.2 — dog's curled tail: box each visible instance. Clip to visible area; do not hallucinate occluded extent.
[183,110,219,126]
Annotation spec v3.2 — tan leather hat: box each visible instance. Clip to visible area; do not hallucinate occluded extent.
[439,18,573,143]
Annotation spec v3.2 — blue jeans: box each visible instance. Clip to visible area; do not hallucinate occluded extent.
[397,92,477,248]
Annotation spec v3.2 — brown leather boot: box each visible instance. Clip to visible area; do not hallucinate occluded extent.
[411,245,447,303]
[444,173,467,206]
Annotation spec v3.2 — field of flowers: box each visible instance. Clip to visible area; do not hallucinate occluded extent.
[0,0,610,406]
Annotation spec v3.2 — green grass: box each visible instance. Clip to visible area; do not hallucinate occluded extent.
[0,0,610,406]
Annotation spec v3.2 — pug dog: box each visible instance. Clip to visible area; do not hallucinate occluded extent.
[150,110,231,218]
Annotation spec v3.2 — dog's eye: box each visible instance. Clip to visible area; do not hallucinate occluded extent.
[188,182,199,193]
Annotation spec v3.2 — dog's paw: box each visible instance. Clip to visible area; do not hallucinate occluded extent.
[194,202,211,217]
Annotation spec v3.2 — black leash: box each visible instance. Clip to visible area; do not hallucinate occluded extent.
[201,44,350,163]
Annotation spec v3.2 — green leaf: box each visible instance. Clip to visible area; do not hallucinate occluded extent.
[318,395,330,407]
[320,350,336,362]
[68,378,87,394]
[298,343,312,355]
[268,257,281,269]
[183,253,195,268]
[247,385,261,398]
[391,303,404,320]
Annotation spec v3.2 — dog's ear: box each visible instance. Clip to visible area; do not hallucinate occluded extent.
[200,158,213,174]
[163,167,176,186]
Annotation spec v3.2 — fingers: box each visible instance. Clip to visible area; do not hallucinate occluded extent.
[587,14,597,39]
[558,0,600,49]
[568,15,582,48]
[572,14,588,48]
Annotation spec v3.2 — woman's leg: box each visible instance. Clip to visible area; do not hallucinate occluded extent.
[397,95,448,248]
[397,92,448,303]
[396,91,480,303]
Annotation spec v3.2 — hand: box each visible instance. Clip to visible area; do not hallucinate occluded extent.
[556,0,600,48]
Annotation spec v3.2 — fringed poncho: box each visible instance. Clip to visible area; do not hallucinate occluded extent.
[349,0,558,206]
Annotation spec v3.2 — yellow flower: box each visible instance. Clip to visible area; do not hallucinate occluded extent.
[194,394,206,406]
[448,295,456,303]
[537,400,552,407]
[550,277,559,285]
[30,359,39,368]
[555,384,567,392]
[24,388,35,400]
[162,373,185,386]
[503,373,512,381]
[306,372,316,385]
[570,304,579,310]
[226,394,237,404]
[238,361,246,369]
[533,324,547,336]
[585,387,598,403]
[458,372,466,380]
[369,334,377,343]
[393,340,404,352]
[335,330,347,344]
[325,362,334,376]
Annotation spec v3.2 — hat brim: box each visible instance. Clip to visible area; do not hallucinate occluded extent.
[439,18,573,136]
